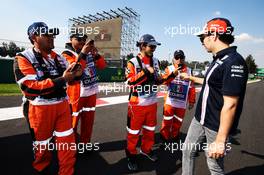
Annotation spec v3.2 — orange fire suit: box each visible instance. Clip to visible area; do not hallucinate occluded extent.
[13,48,76,175]
[125,54,175,156]
[160,64,196,140]
[62,43,106,144]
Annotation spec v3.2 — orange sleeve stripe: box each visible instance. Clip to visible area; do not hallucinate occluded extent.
[126,62,148,87]
[162,67,176,85]
[62,52,77,65]
[15,55,58,96]
[15,55,36,75]
[21,79,55,94]
[62,51,86,71]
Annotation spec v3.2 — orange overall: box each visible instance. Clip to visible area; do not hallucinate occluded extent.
[160,64,196,140]
[62,43,106,144]
[14,48,76,175]
[125,54,174,155]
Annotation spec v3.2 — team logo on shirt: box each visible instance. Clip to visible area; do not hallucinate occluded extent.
[231,65,244,78]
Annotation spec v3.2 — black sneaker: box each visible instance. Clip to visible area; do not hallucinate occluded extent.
[125,149,138,171]
[140,149,158,162]
[127,155,138,171]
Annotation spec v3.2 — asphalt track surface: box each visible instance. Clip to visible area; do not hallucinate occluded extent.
[0,81,263,175]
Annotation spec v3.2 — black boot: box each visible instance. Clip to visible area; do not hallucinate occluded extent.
[125,149,139,171]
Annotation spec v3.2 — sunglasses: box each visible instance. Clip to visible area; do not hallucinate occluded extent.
[75,37,87,42]
[147,45,157,49]
[174,56,185,60]
[39,34,56,38]
[199,33,212,43]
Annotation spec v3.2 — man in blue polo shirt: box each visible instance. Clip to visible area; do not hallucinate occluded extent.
[180,18,248,175]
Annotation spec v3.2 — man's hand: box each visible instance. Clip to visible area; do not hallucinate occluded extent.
[208,95,239,159]
[81,39,95,54]
[63,63,83,82]
[172,66,183,76]
[180,73,204,84]
[208,140,226,159]
[180,72,191,80]
[91,47,98,56]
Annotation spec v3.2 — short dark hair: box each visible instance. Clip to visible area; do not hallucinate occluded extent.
[217,33,235,45]
[29,37,34,45]
[138,43,147,51]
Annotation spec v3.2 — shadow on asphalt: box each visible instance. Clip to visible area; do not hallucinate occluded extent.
[240,150,264,160]
[0,133,186,175]
[225,150,264,175]
[1,132,263,175]
[226,164,264,175]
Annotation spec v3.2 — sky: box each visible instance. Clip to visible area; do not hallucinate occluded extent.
[0,0,264,67]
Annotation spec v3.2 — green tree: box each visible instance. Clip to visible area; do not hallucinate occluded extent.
[7,42,19,57]
[0,42,8,57]
[0,46,8,57]
[0,42,25,57]
[126,53,134,61]
[160,60,169,70]
[203,61,210,66]
[245,54,257,73]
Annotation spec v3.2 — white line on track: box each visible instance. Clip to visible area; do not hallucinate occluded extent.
[0,80,260,122]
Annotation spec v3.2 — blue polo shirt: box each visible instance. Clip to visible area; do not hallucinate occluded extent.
[195,46,248,135]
